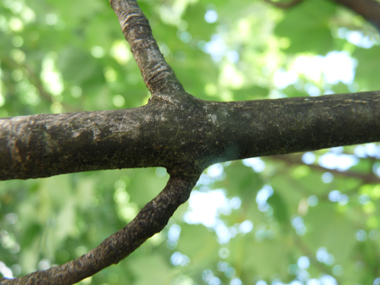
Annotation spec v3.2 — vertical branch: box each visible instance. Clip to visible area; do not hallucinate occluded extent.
[1,173,200,285]
[110,0,185,95]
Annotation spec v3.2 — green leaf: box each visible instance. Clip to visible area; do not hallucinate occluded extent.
[274,1,336,54]
[267,192,289,226]
[57,47,101,84]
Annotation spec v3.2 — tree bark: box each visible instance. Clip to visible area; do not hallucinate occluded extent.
[110,0,184,94]
[1,0,380,284]
[1,91,380,180]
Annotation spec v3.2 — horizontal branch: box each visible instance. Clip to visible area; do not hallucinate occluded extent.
[0,173,199,285]
[1,91,380,180]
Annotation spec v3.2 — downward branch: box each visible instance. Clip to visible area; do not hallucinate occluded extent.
[0,173,200,285]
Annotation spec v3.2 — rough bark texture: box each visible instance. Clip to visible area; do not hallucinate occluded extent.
[1,0,380,284]
[110,0,184,94]
[1,91,380,180]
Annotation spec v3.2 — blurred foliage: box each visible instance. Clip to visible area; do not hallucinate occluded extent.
[1,0,380,284]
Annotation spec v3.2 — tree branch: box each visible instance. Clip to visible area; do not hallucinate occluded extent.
[1,91,380,180]
[264,0,380,31]
[263,0,306,9]
[0,172,200,285]
[2,0,380,283]
[110,0,184,95]
[333,0,380,31]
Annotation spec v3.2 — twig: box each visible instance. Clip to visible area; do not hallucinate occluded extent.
[0,173,200,285]
[333,0,380,31]
[263,0,305,9]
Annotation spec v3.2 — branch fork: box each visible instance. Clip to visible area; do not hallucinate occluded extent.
[1,0,380,284]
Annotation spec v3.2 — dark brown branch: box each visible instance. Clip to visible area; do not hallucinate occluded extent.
[263,0,305,9]
[110,0,184,95]
[1,91,380,181]
[0,172,200,285]
[333,0,380,31]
